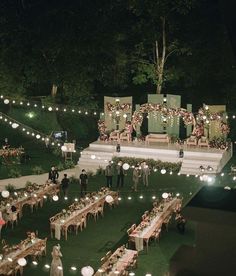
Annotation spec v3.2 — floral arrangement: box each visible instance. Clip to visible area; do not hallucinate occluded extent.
[131,103,195,129]
[97,120,109,140]
[209,137,231,150]
[220,122,230,135]
[106,102,131,112]
[0,147,24,158]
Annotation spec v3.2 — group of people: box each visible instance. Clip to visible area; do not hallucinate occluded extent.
[105,160,150,191]
[48,166,88,198]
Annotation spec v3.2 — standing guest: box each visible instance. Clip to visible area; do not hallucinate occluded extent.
[132,165,141,192]
[79,169,88,197]
[50,244,63,276]
[61,174,69,197]
[105,161,114,188]
[141,161,150,187]
[116,161,125,189]
[48,166,59,184]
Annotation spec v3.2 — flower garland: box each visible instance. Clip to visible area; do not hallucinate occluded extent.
[106,102,131,112]
[131,103,196,129]
[97,120,109,140]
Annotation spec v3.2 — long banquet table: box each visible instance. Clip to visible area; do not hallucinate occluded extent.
[50,190,118,240]
[94,246,138,276]
[1,183,60,219]
[129,197,181,251]
[0,237,44,275]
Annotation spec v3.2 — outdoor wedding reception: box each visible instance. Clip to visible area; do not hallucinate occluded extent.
[0,1,236,276]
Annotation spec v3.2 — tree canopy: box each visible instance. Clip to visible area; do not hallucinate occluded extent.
[0,0,235,109]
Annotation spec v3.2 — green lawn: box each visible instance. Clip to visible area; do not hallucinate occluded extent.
[2,171,234,276]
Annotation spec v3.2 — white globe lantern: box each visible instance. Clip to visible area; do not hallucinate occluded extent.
[17,257,27,266]
[160,168,166,174]
[4,99,9,104]
[48,107,53,111]
[105,195,114,203]
[91,154,96,160]
[12,123,19,129]
[122,163,130,170]
[52,195,59,201]
[162,192,169,199]
[81,266,94,276]
[1,190,10,198]
[61,145,67,152]
[36,134,41,139]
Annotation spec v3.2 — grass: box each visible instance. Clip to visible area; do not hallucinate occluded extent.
[0,172,210,276]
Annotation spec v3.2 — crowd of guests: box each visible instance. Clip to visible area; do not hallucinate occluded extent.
[105,160,150,192]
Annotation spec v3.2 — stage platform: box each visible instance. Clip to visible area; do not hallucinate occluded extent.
[78,140,232,175]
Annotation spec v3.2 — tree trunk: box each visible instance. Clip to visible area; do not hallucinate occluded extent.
[51,84,58,97]
[155,17,166,94]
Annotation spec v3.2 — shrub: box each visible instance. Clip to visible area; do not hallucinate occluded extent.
[25,181,33,189]
[56,162,65,171]
[32,166,44,175]
[96,166,104,175]
[64,160,75,169]
[5,184,16,193]
[8,168,21,178]
[87,170,95,178]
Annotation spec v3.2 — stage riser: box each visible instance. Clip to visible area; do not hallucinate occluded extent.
[78,141,232,175]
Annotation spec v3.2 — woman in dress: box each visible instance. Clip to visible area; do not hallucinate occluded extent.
[50,245,63,276]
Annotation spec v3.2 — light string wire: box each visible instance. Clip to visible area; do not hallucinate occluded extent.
[0,111,61,147]
[0,95,100,116]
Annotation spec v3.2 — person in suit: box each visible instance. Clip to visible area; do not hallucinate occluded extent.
[116,161,125,188]
[105,161,114,188]
[79,169,88,197]
[48,166,59,184]
[132,165,141,192]
[141,161,150,187]
[61,174,69,197]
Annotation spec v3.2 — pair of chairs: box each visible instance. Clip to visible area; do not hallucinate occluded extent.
[88,203,104,221]
[186,136,209,147]
[109,130,132,142]
[71,215,87,235]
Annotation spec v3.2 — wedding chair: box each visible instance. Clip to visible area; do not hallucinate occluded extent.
[151,228,161,243]
[34,237,47,259]
[109,130,120,141]
[198,136,209,148]
[119,131,131,142]
[26,198,38,212]
[186,135,197,147]
[131,224,136,232]
[126,227,133,236]
[72,214,87,235]
[163,216,172,232]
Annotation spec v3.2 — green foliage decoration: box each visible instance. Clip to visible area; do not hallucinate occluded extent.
[112,157,181,172]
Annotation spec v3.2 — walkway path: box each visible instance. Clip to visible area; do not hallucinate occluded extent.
[0,165,82,191]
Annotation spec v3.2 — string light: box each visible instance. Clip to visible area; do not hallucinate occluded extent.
[0,95,99,116]
[0,111,62,148]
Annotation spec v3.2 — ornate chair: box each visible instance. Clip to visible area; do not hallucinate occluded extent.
[109,130,120,141]
[198,136,209,148]
[186,135,197,147]
[119,131,131,142]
